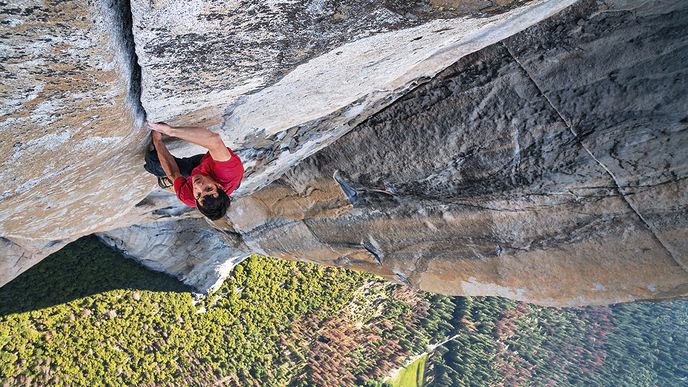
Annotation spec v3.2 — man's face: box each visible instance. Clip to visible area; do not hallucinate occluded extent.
[192,174,221,205]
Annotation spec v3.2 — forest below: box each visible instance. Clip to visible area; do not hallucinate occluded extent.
[1,237,686,386]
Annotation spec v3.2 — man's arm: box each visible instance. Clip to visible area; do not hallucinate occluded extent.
[152,131,183,181]
[149,122,232,162]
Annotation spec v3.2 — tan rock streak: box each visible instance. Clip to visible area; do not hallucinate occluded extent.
[232,180,688,306]
[0,0,151,285]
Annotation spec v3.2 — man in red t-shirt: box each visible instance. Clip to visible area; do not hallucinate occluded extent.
[146,122,244,220]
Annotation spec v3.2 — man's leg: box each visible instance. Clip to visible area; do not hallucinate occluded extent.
[145,148,204,176]
[144,149,177,188]
[144,149,167,177]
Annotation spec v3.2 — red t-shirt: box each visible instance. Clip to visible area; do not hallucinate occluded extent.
[173,148,244,207]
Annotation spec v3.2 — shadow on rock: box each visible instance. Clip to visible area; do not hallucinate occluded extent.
[0,236,192,317]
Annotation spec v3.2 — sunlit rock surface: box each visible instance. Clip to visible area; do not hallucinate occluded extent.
[96,218,249,293]
[0,237,76,289]
[2,0,687,306]
[0,0,574,288]
[0,0,152,285]
[0,0,150,237]
[224,0,687,306]
[133,0,576,193]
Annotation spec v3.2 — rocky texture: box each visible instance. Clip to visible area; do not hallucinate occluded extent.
[214,0,688,306]
[2,0,688,307]
[0,0,154,285]
[0,237,78,290]
[503,0,688,272]
[1,0,576,289]
[99,0,688,306]
[96,218,249,292]
[133,0,576,193]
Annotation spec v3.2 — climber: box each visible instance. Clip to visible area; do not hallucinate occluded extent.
[143,122,244,221]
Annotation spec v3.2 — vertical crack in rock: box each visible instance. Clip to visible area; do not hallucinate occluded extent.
[502,42,688,274]
[108,0,146,122]
[408,253,430,288]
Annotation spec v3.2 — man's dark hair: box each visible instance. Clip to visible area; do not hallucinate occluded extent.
[196,189,231,220]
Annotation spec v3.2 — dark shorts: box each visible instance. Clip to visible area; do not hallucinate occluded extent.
[143,149,205,179]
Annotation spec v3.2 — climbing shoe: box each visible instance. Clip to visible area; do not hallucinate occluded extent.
[157,176,174,189]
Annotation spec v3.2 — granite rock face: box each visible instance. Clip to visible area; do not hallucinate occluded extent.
[0,0,149,236]
[132,0,576,193]
[504,0,688,272]
[217,0,688,306]
[0,0,152,285]
[2,0,687,306]
[0,237,77,289]
[0,0,575,289]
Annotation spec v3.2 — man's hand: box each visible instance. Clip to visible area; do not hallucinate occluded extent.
[149,122,173,136]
